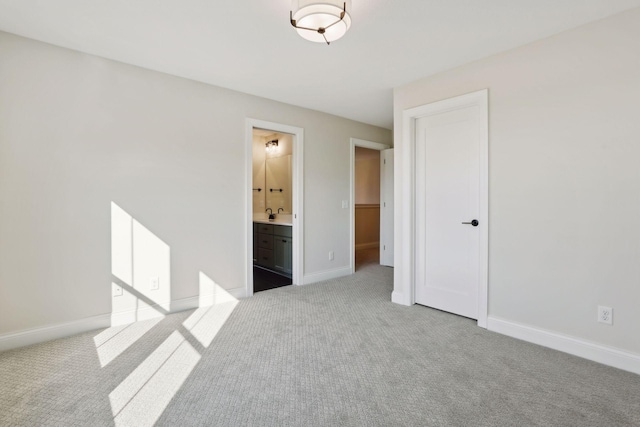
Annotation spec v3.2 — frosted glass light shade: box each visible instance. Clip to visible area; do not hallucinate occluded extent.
[291,1,352,44]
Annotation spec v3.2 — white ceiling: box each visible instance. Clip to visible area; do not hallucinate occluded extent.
[1,1,639,129]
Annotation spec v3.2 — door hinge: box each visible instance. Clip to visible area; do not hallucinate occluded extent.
[384,159,386,165]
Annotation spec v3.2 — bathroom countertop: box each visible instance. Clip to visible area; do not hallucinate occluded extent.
[253,218,293,226]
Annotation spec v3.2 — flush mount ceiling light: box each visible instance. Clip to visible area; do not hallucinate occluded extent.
[290,0,352,45]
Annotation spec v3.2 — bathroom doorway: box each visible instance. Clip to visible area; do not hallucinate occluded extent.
[252,129,293,292]
[245,119,304,296]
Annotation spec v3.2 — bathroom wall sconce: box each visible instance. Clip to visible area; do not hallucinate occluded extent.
[290,0,351,45]
[266,140,279,153]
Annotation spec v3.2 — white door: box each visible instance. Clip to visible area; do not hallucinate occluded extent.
[380,149,394,266]
[414,105,483,319]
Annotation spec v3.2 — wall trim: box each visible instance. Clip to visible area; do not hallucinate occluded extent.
[303,266,352,285]
[355,242,379,250]
[488,316,640,375]
[0,289,247,353]
[225,287,248,299]
[196,287,246,301]
[0,313,111,353]
[171,295,201,313]
[391,290,411,306]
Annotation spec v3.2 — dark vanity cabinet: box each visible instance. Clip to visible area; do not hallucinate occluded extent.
[253,223,258,263]
[273,226,292,275]
[255,223,292,277]
[256,223,274,269]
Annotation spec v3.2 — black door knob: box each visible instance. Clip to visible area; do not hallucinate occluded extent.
[462,219,479,227]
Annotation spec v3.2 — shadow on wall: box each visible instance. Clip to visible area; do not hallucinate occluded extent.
[95,202,238,425]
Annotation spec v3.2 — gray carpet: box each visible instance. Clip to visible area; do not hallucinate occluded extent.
[1,258,639,426]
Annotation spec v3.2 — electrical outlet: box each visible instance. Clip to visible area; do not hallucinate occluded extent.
[341,200,348,209]
[150,276,160,291]
[329,251,334,261]
[112,284,123,297]
[598,306,613,325]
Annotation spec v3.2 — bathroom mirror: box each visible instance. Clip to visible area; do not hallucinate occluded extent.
[266,155,292,213]
[252,131,293,216]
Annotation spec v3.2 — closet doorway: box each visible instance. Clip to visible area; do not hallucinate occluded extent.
[349,138,393,273]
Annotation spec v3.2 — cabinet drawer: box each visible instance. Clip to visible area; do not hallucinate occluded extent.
[257,248,274,269]
[274,237,292,275]
[257,224,273,234]
[273,225,292,238]
[258,233,273,249]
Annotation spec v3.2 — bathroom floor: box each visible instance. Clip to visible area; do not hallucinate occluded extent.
[253,247,380,293]
[253,267,292,293]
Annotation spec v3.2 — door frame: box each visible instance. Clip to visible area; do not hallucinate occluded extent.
[245,119,304,296]
[396,89,488,327]
[349,138,391,273]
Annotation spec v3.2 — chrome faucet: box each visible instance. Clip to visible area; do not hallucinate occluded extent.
[278,208,284,214]
[266,208,275,220]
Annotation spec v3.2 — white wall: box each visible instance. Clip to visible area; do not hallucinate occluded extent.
[0,31,391,337]
[394,8,640,357]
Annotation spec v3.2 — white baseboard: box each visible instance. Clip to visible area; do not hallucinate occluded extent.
[0,288,248,353]
[110,300,170,327]
[226,287,247,299]
[391,290,411,306]
[355,242,379,250]
[303,266,352,285]
[171,295,200,312]
[487,316,640,375]
[0,313,111,353]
